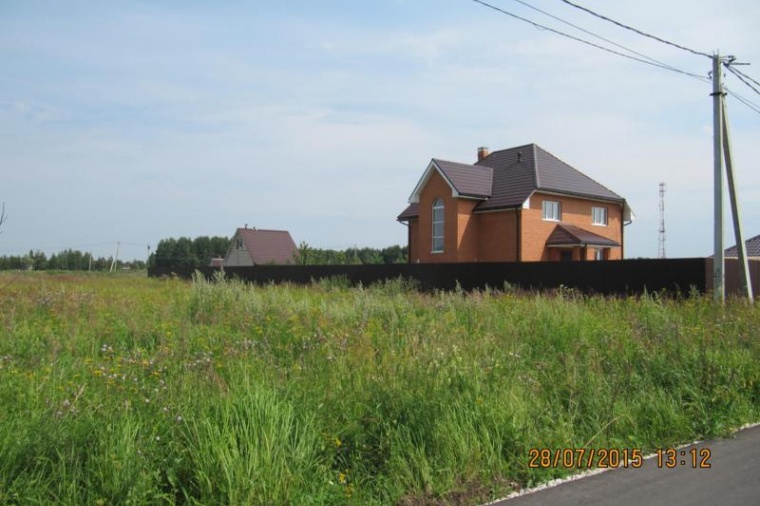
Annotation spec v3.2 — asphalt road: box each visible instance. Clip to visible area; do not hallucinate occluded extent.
[492,424,760,506]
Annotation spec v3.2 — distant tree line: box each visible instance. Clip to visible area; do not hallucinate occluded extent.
[146,236,408,271]
[0,249,146,271]
[296,242,407,265]
[147,236,231,271]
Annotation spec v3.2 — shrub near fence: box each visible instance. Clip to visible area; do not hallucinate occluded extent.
[149,258,708,296]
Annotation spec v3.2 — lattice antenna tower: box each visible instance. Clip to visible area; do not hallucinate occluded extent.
[658,182,666,258]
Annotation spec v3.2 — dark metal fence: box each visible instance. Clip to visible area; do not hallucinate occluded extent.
[149,258,708,296]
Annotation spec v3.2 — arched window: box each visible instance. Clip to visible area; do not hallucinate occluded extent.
[432,198,444,253]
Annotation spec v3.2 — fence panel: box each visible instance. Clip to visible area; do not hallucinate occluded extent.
[149,258,708,296]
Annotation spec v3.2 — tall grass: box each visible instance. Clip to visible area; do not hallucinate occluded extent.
[0,272,758,505]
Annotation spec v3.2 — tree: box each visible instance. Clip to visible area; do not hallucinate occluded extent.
[0,202,6,233]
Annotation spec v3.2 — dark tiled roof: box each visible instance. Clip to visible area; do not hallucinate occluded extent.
[546,223,620,247]
[725,234,760,257]
[475,144,624,211]
[398,143,625,220]
[434,159,493,199]
[237,228,297,264]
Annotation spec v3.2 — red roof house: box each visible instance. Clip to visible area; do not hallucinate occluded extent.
[224,227,297,266]
[397,144,634,263]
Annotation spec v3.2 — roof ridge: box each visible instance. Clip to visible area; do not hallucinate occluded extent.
[238,228,290,233]
[486,143,535,156]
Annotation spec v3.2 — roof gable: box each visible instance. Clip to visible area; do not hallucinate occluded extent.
[231,228,297,264]
[408,159,492,204]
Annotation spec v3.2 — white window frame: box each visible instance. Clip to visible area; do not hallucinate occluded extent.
[432,198,444,253]
[592,206,608,226]
[542,200,561,221]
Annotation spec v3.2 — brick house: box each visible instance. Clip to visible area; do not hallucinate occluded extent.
[224,227,298,266]
[397,144,634,263]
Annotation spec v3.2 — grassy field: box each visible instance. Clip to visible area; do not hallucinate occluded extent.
[1,271,759,505]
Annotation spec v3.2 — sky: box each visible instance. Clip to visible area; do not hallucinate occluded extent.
[2,0,759,262]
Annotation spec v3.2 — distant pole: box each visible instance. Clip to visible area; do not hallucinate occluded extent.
[721,92,754,302]
[658,182,666,259]
[712,53,725,302]
[110,242,120,273]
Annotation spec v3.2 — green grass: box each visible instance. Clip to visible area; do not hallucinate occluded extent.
[1,272,758,505]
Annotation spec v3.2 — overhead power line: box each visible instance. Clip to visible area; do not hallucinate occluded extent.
[557,0,712,59]
[725,65,760,98]
[728,66,760,90]
[725,88,760,116]
[468,0,709,81]
[508,0,679,71]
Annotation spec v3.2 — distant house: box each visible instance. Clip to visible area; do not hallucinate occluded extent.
[209,257,225,268]
[397,144,634,263]
[724,234,760,259]
[224,227,298,266]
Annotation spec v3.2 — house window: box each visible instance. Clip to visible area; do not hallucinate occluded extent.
[594,249,605,261]
[592,206,608,226]
[542,200,561,221]
[432,198,444,253]
[236,238,243,249]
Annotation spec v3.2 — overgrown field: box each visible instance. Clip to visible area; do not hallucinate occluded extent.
[1,272,759,505]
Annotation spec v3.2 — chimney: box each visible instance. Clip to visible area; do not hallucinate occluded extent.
[477,146,490,162]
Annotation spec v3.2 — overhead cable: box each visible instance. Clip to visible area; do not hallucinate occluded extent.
[557,0,712,59]
[508,0,681,72]
[469,0,709,82]
[725,88,760,116]
[725,65,760,97]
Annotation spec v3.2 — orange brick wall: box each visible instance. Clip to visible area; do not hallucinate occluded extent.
[414,170,459,263]
[456,199,480,261]
[407,220,418,262]
[477,211,518,262]
[520,193,623,262]
[406,186,625,263]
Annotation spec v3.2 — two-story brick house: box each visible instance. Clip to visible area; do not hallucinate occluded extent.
[397,144,634,263]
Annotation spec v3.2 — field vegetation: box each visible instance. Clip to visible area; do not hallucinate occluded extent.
[1,272,758,505]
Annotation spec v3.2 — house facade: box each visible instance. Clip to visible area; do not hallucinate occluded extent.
[397,144,634,263]
[224,227,297,266]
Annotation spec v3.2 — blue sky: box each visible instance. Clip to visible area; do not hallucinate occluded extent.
[2,0,759,261]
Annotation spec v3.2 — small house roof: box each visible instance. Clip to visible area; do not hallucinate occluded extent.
[407,159,492,204]
[234,228,297,264]
[724,234,760,258]
[546,223,621,248]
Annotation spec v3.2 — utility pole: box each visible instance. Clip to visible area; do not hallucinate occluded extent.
[110,242,120,273]
[658,182,666,259]
[712,54,725,302]
[711,53,753,303]
[721,83,753,302]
